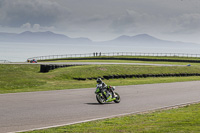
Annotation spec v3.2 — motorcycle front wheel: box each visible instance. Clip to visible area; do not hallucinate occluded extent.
[96,94,106,104]
[114,92,121,103]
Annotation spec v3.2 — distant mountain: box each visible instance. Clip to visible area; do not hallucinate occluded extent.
[101,34,198,47]
[0,31,198,47]
[0,31,92,44]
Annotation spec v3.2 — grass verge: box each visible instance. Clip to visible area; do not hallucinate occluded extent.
[1,64,200,93]
[42,59,200,66]
[23,102,200,133]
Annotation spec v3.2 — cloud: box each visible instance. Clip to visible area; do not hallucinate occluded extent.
[169,13,200,34]
[109,6,200,36]
[110,9,164,34]
[21,23,55,31]
[21,23,32,29]
[0,0,200,42]
[0,0,70,27]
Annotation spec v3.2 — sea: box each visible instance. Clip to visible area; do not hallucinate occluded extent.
[1,42,200,62]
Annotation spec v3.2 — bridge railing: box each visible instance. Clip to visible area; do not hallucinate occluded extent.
[27,52,200,61]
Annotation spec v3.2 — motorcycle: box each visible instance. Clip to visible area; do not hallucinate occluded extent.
[95,84,121,104]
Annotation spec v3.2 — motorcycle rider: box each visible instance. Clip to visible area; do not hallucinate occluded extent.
[96,78,115,100]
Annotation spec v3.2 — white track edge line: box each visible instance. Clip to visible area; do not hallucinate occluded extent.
[11,101,200,133]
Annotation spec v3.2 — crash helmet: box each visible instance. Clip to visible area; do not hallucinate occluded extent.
[96,78,102,84]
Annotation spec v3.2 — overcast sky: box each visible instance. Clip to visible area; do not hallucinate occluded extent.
[0,0,200,43]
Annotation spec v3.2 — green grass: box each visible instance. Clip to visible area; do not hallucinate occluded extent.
[23,102,200,133]
[0,64,46,93]
[52,64,200,79]
[1,64,200,93]
[41,59,200,66]
[41,59,190,64]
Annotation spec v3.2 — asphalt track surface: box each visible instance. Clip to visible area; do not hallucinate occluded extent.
[1,81,200,133]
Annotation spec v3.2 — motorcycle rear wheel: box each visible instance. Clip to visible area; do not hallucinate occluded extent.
[96,94,106,104]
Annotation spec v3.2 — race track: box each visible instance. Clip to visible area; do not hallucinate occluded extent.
[1,81,200,133]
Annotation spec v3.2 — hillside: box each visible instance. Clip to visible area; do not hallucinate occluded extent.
[100,34,198,47]
[0,31,199,47]
[0,31,92,44]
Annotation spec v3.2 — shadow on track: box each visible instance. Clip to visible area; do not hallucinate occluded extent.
[85,103,114,105]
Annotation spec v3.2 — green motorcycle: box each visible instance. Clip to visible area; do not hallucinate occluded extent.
[95,84,121,104]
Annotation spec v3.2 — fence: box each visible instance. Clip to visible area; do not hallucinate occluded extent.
[27,52,200,61]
